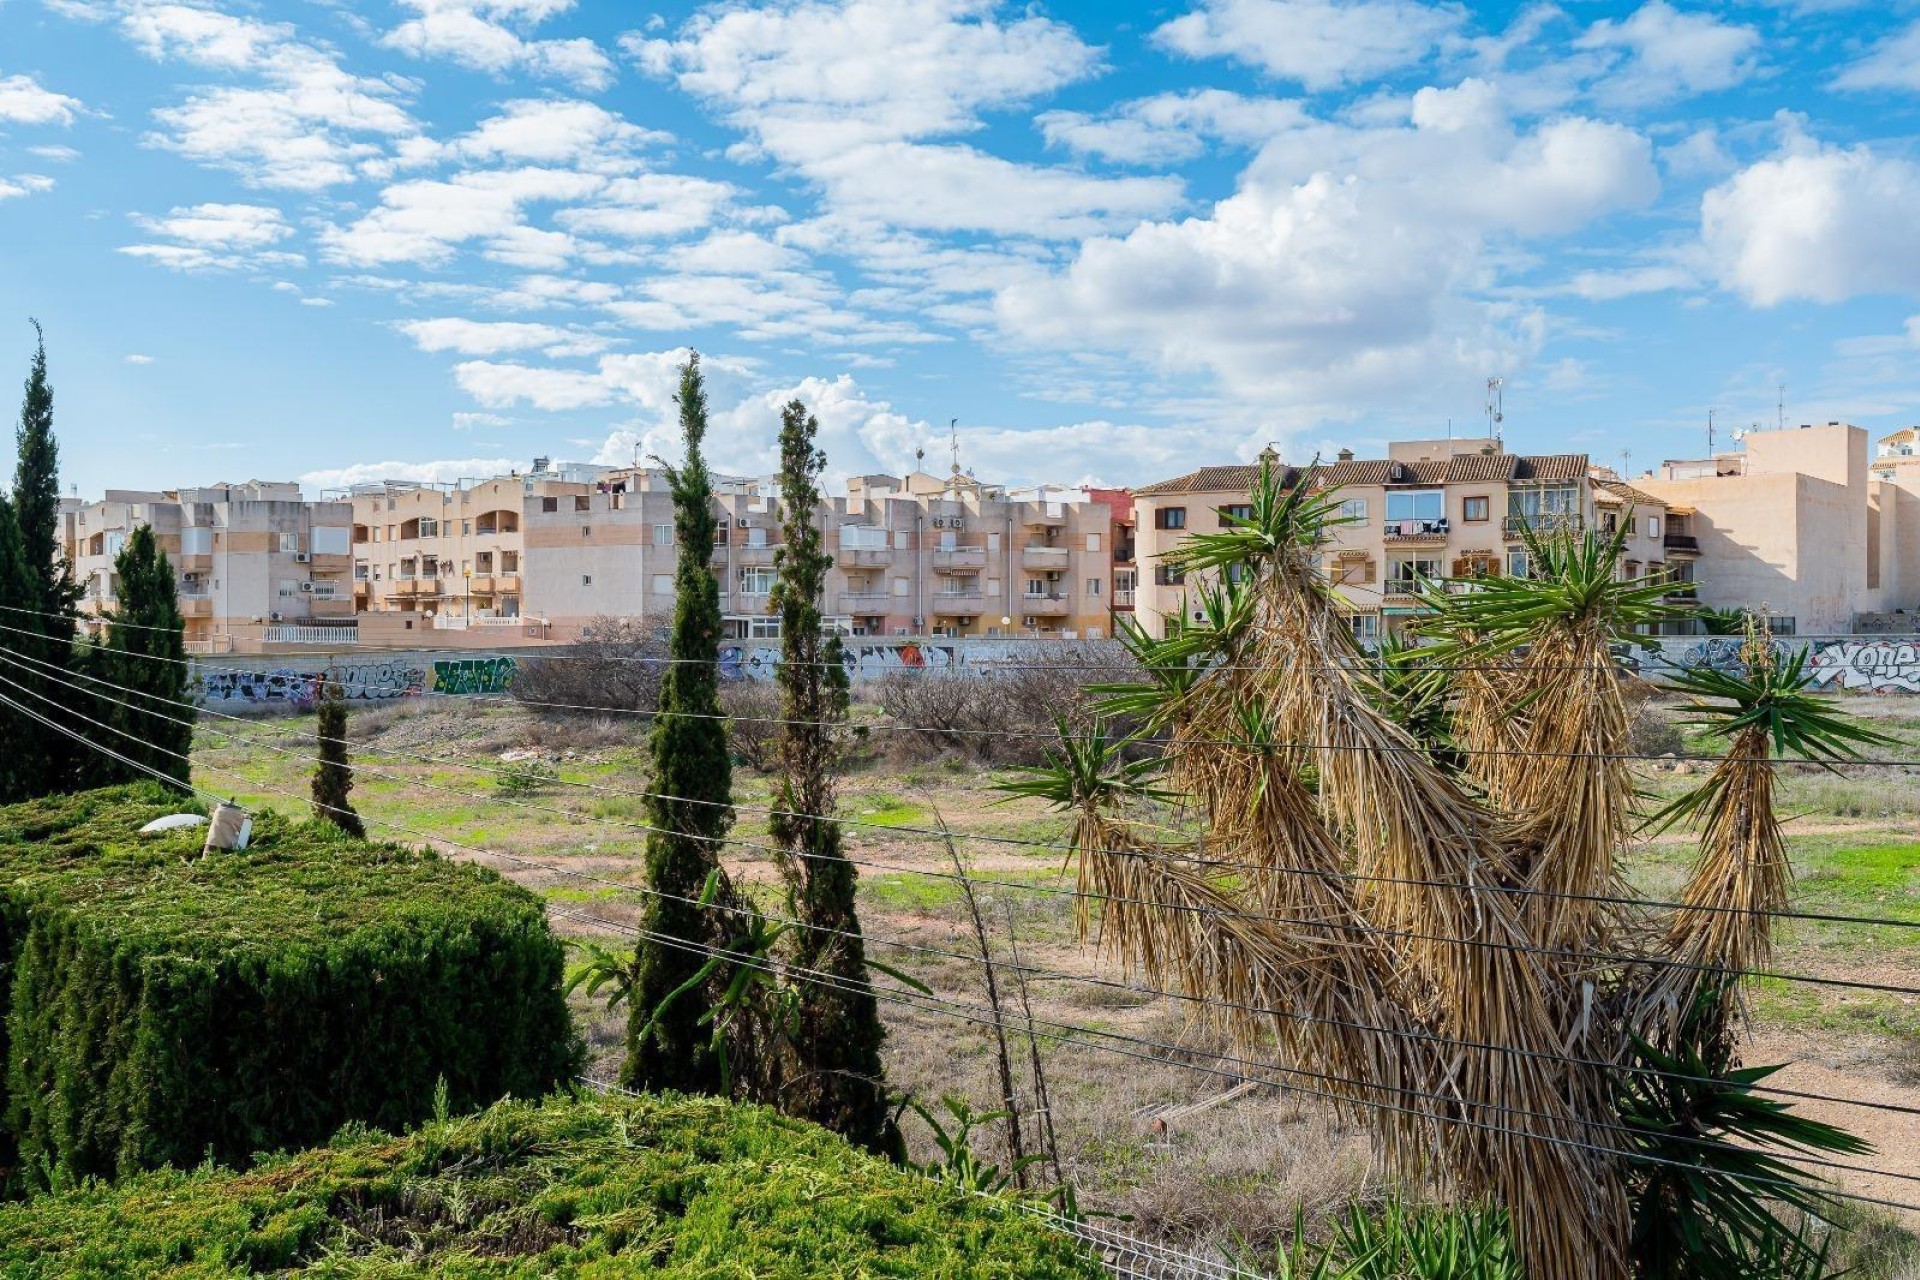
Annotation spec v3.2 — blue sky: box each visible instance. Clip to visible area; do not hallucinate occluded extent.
[5,0,1920,497]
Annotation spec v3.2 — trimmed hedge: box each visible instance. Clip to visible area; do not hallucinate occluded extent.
[0,785,578,1190]
[0,1091,1104,1277]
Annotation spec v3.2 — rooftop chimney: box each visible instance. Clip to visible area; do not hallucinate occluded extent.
[1336,448,1354,462]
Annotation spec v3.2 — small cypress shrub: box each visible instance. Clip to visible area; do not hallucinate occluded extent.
[0,1093,1104,1277]
[0,784,578,1189]
[310,689,364,838]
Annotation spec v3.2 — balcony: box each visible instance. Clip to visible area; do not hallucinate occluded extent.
[732,544,780,566]
[933,591,984,614]
[1503,513,1584,539]
[392,579,433,597]
[1021,546,1071,570]
[1113,589,1136,608]
[1382,518,1450,546]
[836,546,890,568]
[840,591,892,614]
[1664,532,1700,553]
[932,546,986,569]
[176,553,212,575]
[179,596,212,617]
[1021,592,1070,616]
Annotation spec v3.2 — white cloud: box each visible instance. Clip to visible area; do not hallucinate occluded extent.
[1554,264,1696,301]
[555,173,737,239]
[1701,135,1920,306]
[395,317,612,357]
[1152,0,1464,92]
[383,0,614,91]
[119,202,302,271]
[26,145,82,162]
[299,457,519,491]
[1574,1,1761,108]
[318,167,605,266]
[453,411,513,429]
[633,0,1178,239]
[997,79,1657,413]
[124,353,155,365]
[0,73,84,125]
[114,2,422,188]
[0,174,55,200]
[453,359,618,410]
[438,98,668,168]
[1038,89,1305,165]
[1833,21,1920,93]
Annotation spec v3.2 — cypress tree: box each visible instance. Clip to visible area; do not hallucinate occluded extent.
[11,321,78,796]
[103,524,190,787]
[0,497,35,802]
[623,352,736,1096]
[312,690,365,838]
[769,399,900,1157]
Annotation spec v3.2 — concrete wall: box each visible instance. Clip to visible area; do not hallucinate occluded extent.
[1640,633,1920,692]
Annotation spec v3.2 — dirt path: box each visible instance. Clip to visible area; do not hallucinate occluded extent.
[1749,1028,1920,1221]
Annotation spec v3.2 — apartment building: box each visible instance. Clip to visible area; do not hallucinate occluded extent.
[346,461,1125,643]
[65,481,353,648]
[1641,421,1920,634]
[1132,440,1669,641]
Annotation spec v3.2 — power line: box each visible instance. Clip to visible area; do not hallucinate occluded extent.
[6,660,1920,1131]
[6,636,1904,941]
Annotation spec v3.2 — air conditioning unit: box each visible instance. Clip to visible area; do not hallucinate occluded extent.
[294,552,310,563]
[911,616,924,627]
[269,612,283,623]
[299,582,314,593]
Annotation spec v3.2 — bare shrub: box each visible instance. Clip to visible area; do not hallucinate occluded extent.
[512,616,667,715]
[719,679,784,772]
[867,643,1141,767]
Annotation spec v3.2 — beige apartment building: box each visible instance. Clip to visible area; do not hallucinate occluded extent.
[1641,421,1920,634]
[64,481,353,650]
[345,462,1125,643]
[1132,439,1677,642]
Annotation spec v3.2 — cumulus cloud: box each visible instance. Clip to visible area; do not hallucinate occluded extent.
[299,457,519,491]
[1038,89,1305,165]
[631,0,1180,239]
[395,317,613,357]
[119,202,304,270]
[0,73,84,125]
[1152,0,1464,92]
[436,98,669,168]
[383,0,615,91]
[997,80,1658,412]
[1574,1,1761,108]
[1833,21,1920,93]
[318,167,605,266]
[104,0,423,189]
[0,174,56,201]
[1701,135,1920,305]
[124,353,156,365]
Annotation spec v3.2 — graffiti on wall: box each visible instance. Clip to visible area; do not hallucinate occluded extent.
[195,655,513,705]
[717,641,972,681]
[1669,636,1791,677]
[1806,640,1920,693]
[430,656,516,695]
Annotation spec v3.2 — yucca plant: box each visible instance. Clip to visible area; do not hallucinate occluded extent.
[1007,467,1874,1280]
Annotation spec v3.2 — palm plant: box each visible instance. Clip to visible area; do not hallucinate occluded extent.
[1005,465,1873,1280]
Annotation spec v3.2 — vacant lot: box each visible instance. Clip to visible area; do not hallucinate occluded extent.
[188,691,1920,1269]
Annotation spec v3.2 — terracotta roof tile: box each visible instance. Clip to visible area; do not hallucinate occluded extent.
[1441,453,1521,483]
[1515,454,1589,481]
[1593,477,1665,508]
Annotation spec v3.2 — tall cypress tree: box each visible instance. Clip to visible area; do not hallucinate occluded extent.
[624,352,736,1095]
[11,321,77,796]
[312,690,365,837]
[769,399,901,1157]
[0,498,35,802]
[103,525,190,787]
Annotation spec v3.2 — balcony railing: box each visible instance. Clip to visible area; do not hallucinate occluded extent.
[839,591,891,612]
[932,547,986,568]
[1503,513,1584,538]
[1382,518,1449,543]
[933,591,984,613]
[1664,532,1700,552]
[1021,546,1071,568]
[1113,589,1136,607]
[263,624,358,646]
[1021,592,1070,615]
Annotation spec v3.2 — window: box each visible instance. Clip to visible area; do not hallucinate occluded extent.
[892,577,910,596]
[1507,549,1531,579]
[1385,490,1444,523]
[582,574,593,586]
[1349,613,1380,644]
[1087,578,1102,596]
[476,552,493,573]
[739,566,777,594]
[541,497,559,513]
[462,520,471,535]
[651,574,673,594]
[1645,515,1661,539]
[653,523,674,546]
[279,532,300,553]
[1154,507,1187,530]
[574,495,590,512]
[1026,577,1049,596]
[418,517,438,538]
[1463,496,1489,522]
[1386,558,1441,588]
[746,617,782,639]
[582,525,592,537]
[1085,533,1102,552]
[1153,565,1186,586]
[1220,503,1253,525]
[1339,498,1368,524]
[1602,511,1618,534]
[1508,485,1579,522]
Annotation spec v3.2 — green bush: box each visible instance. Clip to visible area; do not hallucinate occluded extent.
[0,1091,1104,1277]
[494,759,557,797]
[0,785,578,1191]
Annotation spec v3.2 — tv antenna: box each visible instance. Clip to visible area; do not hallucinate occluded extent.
[949,418,960,476]
[1777,383,1786,431]
[1707,408,1716,456]
[1485,377,1504,444]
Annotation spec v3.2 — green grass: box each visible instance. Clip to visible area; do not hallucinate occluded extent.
[0,1092,1102,1278]
[847,791,928,828]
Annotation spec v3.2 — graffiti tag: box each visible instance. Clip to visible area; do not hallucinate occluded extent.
[430,656,516,695]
